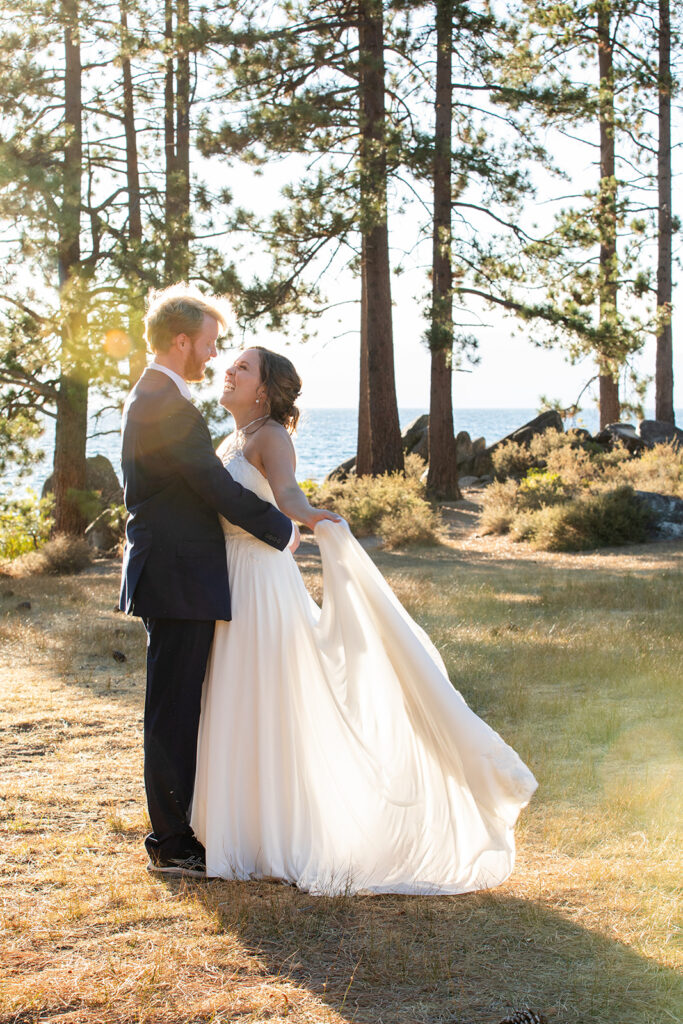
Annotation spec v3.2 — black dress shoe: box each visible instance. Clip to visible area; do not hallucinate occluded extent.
[146,853,206,879]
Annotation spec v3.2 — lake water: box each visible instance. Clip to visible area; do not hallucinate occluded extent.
[6,404,677,497]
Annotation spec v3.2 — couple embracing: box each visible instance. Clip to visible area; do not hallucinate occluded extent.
[120,285,536,895]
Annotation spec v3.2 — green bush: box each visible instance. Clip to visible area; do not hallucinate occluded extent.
[479,479,519,535]
[311,454,443,548]
[482,431,680,552]
[517,469,570,510]
[491,440,536,481]
[527,487,651,552]
[606,441,683,498]
[0,491,54,561]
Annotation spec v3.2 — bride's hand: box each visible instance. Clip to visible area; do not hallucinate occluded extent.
[305,509,343,530]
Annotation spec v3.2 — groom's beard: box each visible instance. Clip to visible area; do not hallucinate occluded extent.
[183,343,207,382]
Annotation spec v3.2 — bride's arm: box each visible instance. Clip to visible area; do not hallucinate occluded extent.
[257,424,341,531]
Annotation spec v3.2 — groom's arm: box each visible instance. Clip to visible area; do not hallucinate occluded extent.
[165,403,293,551]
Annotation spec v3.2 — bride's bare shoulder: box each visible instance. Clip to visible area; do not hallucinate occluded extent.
[259,420,296,466]
[262,419,293,444]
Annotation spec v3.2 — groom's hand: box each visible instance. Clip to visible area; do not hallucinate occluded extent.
[288,522,301,554]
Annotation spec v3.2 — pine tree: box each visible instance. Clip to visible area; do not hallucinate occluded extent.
[356,0,403,475]
[655,0,675,423]
[196,0,404,475]
[488,0,656,427]
[426,0,461,498]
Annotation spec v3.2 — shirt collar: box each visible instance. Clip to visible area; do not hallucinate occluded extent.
[150,361,192,401]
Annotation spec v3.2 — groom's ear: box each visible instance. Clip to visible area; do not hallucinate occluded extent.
[173,333,190,351]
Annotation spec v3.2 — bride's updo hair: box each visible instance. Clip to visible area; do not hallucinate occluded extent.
[253,347,302,433]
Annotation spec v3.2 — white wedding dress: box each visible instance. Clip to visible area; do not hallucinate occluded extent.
[190,442,537,895]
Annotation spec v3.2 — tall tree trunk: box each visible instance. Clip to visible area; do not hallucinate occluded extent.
[427,0,460,499]
[164,0,176,281]
[53,0,88,536]
[120,0,146,385]
[163,0,191,282]
[357,276,372,471]
[597,3,620,427]
[355,0,403,476]
[176,0,191,276]
[655,0,674,424]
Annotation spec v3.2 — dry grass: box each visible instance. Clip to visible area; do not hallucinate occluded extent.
[1,538,681,1024]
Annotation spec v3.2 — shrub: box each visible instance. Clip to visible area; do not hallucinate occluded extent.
[12,534,92,576]
[608,442,683,498]
[0,491,54,561]
[527,487,651,552]
[479,479,519,535]
[517,469,570,510]
[311,454,443,547]
[480,440,662,550]
[491,440,536,481]
[378,501,443,549]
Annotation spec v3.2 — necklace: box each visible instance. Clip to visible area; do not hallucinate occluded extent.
[232,414,269,453]
[237,413,269,435]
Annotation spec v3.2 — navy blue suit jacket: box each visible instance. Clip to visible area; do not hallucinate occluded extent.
[119,368,292,620]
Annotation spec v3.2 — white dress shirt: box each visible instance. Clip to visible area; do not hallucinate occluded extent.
[149,361,297,550]
[150,361,192,400]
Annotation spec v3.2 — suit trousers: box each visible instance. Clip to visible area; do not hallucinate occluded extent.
[142,617,215,862]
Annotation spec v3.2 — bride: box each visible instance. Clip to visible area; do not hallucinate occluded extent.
[190,346,537,895]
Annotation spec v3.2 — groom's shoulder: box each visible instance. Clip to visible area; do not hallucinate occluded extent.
[126,369,191,418]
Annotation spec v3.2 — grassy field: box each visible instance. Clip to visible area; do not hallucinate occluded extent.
[1,531,681,1024]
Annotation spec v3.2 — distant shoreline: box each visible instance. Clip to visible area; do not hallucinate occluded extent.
[5,406,682,498]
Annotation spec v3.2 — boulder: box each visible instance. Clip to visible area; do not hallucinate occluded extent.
[85,507,126,553]
[325,454,356,482]
[42,454,123,507]
[325,414,491,480]
[486,410,563,456]
[411,430,429,462]
[457,475,482,488]
[593,422,644,454]
[567,427,593,444]
[638,419,683,449]
[635,491,683,538]
[401,414,429,454]
[455,431,473,462]
[473,451,493,476]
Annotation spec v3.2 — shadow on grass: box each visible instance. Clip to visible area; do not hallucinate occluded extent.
[187,880,680,1024]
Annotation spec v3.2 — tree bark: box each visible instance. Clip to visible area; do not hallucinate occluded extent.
[655,0,674,424]
[355,0,403,476]
[176,0,191,238]
[53,0,88,536]
[164,0,176,281]
[427,0,460,499]
[597,2,620,427]
[164,0,191,282]
[120,0,146,385]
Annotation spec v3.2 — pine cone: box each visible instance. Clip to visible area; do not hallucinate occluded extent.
[498,1011,549,1024]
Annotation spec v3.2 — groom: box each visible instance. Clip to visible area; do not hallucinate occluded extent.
[120,285,296,878]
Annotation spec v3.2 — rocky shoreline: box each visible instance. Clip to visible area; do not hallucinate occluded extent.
[328,410,683,487]
[44,412,683,553]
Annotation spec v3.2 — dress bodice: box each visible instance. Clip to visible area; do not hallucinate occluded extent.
[219,442,279,539]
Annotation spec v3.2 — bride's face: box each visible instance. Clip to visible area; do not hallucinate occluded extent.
[220,348,264,412]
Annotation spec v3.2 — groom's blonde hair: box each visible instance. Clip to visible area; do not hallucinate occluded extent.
[144,284,232,353]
